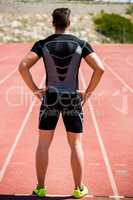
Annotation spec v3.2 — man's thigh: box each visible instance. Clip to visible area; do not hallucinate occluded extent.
[39,90,60,131]
[61,92,83,133]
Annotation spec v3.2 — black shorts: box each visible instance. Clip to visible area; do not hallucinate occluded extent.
[39,88,83,133]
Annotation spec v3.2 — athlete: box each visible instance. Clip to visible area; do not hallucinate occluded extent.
[18,8,104,198]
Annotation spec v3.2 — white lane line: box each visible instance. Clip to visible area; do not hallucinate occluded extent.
[109,196,124,199]
[0,66,18,85]
[0,56,20,85]
[0,56,12,63]
[80,69,120,200]
[0,76,45,182]
[106,66,133,93]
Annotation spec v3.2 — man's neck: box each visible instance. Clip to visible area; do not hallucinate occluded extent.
[55,29,66,34]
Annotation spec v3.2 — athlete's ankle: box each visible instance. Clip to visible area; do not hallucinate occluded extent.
[37,184,45,188]
[75,184,83,190]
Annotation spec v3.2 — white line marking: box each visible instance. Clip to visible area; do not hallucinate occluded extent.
[0,76,45,182]
[80,69,120,200]
[109,196,124,199]
[0,56,20,85]
[106,66,133,93]
[0,66,18,85]
[0,56,12,63]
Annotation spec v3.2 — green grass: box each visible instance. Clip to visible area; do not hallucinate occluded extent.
[93,12,133,43]
[126,4,133,15]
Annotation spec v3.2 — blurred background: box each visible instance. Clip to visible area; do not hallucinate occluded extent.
[0,0,133,43]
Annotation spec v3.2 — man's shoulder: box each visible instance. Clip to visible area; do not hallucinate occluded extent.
[34,34,55,46]
[69,35,89,50]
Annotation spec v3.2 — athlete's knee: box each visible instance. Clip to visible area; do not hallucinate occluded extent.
[67,132,82,148]
[37,130,54,150]
[36,143,48,156]
[37,141,51,151]
[68,138,82,151]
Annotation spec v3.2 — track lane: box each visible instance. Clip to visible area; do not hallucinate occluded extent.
[0,44,45,176]
[95,44,133,89]
[81,45,133,196]
[0,44,31,59]
[80,69,120,200]
[0,44,34,84]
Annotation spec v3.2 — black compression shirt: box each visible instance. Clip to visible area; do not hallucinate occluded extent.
[31,33,94,92]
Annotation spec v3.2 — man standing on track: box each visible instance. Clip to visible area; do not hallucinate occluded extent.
[18,8,104,198]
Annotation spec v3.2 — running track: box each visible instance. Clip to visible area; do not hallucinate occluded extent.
[0,44,133,200]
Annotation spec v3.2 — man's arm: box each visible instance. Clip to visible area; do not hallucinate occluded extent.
[82,52,104,105]
[18,51,44,100]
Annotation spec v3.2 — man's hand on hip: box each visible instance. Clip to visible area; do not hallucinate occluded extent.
[34,88,46,101]
[81,92,91,107]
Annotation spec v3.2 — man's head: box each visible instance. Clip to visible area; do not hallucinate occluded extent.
[52,8,71,31]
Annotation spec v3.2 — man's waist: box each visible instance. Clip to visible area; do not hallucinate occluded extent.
[46,85,78,94]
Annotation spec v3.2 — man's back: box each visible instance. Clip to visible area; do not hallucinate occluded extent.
[31,33,94,92]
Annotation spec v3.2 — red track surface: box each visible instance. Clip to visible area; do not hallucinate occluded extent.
[0,44,133,199]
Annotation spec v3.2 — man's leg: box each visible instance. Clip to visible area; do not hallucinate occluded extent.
[36,129,54,187]
[67,132,84,188]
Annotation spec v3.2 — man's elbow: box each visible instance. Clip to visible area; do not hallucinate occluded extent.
[96,66,105,75]
[18,62,28,74]
[100,67,105,74]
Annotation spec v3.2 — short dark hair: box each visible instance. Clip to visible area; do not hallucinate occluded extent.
[52,8,71,30]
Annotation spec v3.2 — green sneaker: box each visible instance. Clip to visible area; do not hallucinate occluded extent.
[33,185,47,197]
[72,185,88,199]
